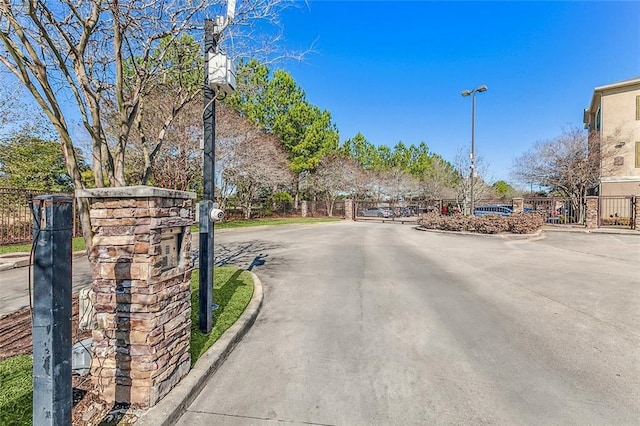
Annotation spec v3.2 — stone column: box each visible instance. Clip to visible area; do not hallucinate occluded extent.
[585,196,599,229]
[301,201,308,218]
[512,197,524,214]
[344,199,354,221]
[77,186,195,408]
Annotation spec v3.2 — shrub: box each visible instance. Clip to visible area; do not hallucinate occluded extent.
[418,212,544,235]
[417,212,445,229]
[471,215,509,234]
[418,212,471,231]
[507,212,544,234]
[442,214,471,231]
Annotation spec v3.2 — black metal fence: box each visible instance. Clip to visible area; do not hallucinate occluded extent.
[521,197,584,225]
[0,187,82,245]
[304,200,346,218]
[599,196,635,228]
[353,197,588,226]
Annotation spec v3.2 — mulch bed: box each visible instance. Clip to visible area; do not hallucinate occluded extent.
[0,297,138,425]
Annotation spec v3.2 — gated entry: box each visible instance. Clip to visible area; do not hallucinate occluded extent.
[599,196,635,229]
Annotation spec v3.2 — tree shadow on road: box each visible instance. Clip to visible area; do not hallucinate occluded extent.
[212,239,284,270]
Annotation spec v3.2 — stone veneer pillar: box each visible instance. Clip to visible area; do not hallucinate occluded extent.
[344,199,354,221]
[76,186,195,408]
[300,201,308,218]
[512,198,524,214]
[585,196,599,229]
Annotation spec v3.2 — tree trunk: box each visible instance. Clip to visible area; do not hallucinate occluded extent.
[327,197,334,217]
[76,198,93,258]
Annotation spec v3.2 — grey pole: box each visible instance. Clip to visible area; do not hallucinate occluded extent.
[470,92,476,215]
[200,19,217,333]
[461,85,487,215]
[31,195,73,426]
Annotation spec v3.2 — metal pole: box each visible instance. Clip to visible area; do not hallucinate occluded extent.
[470,92,476,215]
[31,195,73,426]
[199,19,217,333]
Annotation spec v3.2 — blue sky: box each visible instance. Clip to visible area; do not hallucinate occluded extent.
[277,1,640,184]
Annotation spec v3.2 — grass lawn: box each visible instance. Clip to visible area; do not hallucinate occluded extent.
[214,216,340,229]
[0,265,254,425]
[0,354,32,426]
[189,267,254,364]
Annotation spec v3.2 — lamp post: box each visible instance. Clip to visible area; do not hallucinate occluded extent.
[461,85,487,215]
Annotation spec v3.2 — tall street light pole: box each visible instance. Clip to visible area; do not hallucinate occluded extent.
[461,85,487,215]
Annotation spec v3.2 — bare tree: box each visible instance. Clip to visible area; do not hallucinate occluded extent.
[454,147,491,213]
[377,167,419,207]
[0,73,21,132]
[215,101,267,211]
[418,155,458,200]
[0,73,50,137]
[0,0,308,249]
[127,98,203,192]
[511,127,599,220]
[313,154,362,216]
[216,102,291,218]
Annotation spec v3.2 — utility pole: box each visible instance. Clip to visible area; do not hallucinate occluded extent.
[199,2,236,333]
[199,19,217,333]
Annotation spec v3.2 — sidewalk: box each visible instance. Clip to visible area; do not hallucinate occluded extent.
[542,224,640,235]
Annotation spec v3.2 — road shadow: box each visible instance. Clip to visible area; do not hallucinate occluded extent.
[196,239,284,270]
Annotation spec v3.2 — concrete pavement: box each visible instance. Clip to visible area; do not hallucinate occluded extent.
[1,223,639,424]
[0,250,92,315]
[171,222,639,425]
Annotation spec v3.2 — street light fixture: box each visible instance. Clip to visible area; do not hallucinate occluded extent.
[461,84,487,216]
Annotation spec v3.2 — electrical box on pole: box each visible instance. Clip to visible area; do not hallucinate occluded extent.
[207,52,236,96]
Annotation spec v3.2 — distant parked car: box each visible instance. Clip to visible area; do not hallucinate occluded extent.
[379,207,395,218]
[474,205,513,217]
[360,207,394,218]
[398,207,414,217]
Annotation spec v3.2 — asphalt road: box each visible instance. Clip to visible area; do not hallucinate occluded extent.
[178,222,640,425]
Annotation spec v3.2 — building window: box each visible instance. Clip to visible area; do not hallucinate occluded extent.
[636,141,640,168]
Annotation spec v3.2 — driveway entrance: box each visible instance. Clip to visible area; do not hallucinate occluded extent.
[179,222,640,425]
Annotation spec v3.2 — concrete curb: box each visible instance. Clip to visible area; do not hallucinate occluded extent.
[414,226,543,240]
[0,251,31,271]
[542,226,639,235]
[135,270,264,426]
[415,225,639,238]
[0,250,87,271]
